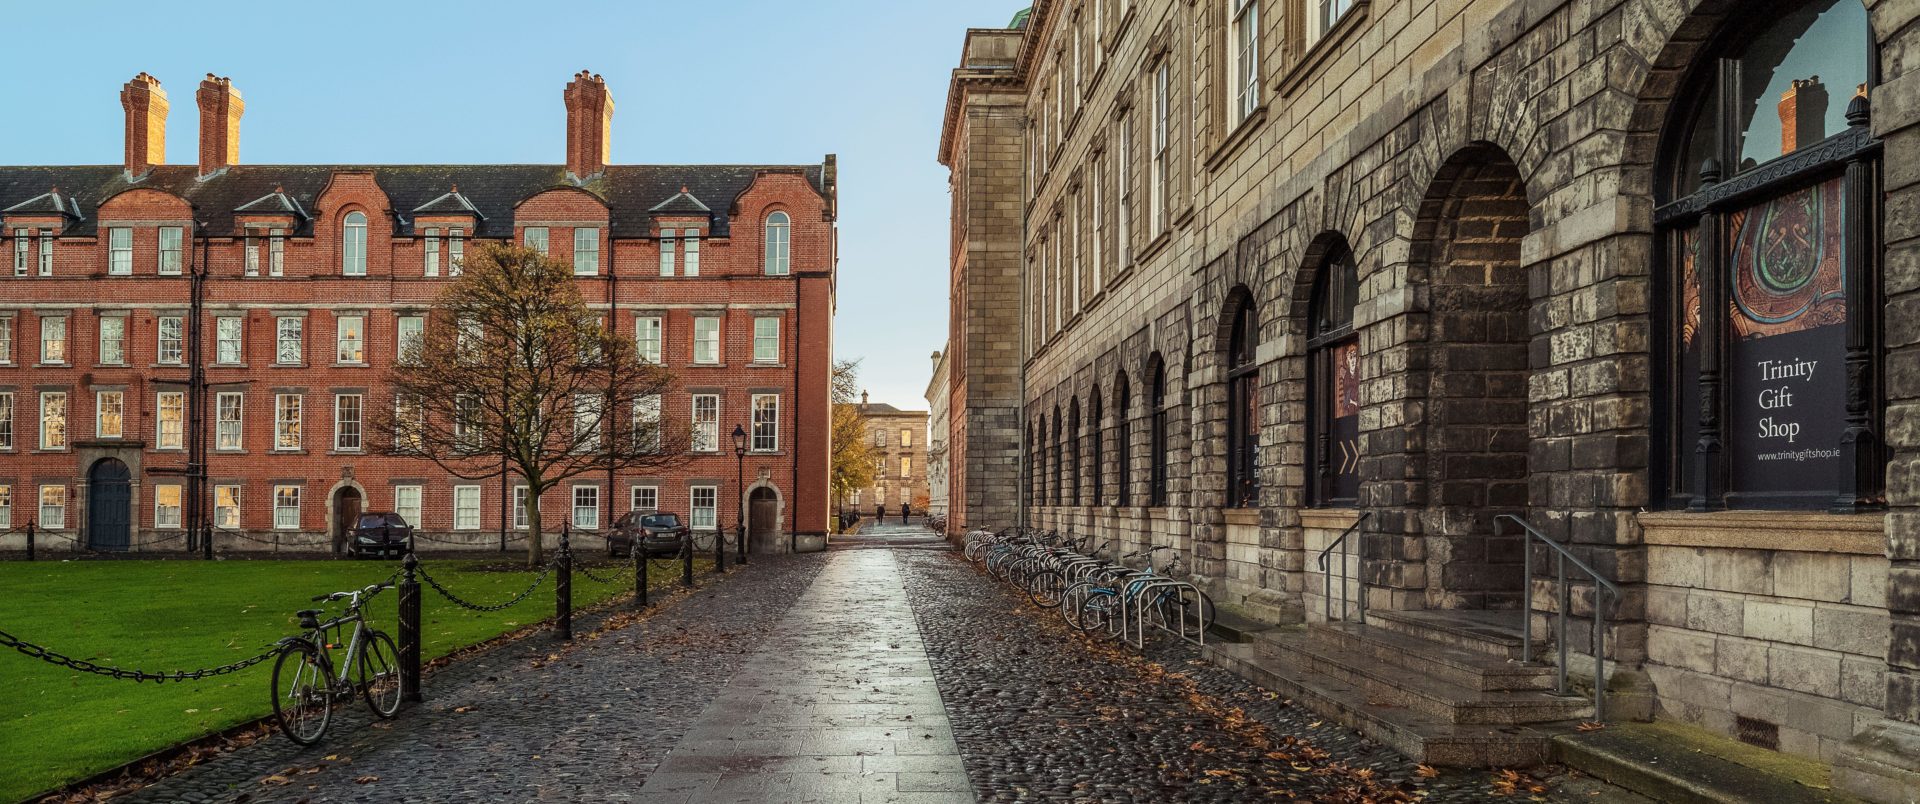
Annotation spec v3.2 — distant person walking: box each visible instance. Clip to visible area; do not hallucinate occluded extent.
[901,503,911,524]
[877,503,888,523]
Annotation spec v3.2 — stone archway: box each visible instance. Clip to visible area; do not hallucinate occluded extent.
[1410,143,1534,611]
[326,480,367,556]
[745,480,784,553]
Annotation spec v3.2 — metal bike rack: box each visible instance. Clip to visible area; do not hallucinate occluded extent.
[1122,578,1208,649]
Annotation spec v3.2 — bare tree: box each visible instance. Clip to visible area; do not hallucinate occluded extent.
[376,242,690,565]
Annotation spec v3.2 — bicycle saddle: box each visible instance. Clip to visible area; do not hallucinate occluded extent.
[295,609,323,619]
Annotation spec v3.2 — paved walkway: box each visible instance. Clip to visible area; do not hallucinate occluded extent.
[637,550,967,803]
[111,526,1617,803]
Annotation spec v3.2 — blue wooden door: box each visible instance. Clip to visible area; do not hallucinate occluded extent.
[88,459,132,552]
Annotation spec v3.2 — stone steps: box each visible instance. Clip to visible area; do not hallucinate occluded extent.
[1258,630,1592,725]
[1553,721,1867,804]
[1303,621,1557,692]
[1366,609,1535,661]
[1204,642,1561,767]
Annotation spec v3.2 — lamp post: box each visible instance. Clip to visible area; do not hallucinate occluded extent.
[732,424,748,565]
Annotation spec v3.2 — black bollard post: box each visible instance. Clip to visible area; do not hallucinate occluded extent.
[714,525,726,574]
[25,521,35,562]
[634,538,648,608]
[399,552,422,703]
[556,526,573,641]
[681,532,694,588]
[738,523,748,565]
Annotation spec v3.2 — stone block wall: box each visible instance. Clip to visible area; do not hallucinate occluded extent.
[1640,512,1889,761]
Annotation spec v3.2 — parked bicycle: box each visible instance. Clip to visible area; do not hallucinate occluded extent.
[967,528,1215,648]
[270,581,402,745]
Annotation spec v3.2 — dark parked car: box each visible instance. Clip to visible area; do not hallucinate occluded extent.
[351,512,414,559]
[607,511,689,558]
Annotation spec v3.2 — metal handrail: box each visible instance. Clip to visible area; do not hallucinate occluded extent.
[1315,512,1372,623]
[1496,513,1621,721]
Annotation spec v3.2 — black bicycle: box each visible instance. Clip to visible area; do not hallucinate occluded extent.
[270,581,402,745]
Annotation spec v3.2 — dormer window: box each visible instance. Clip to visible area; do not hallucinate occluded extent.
[11,229,24,276]
[245,226,287,277]
[684,228,700,276]
[449,228,465,276]
[341,211,368,276]
[659,229,676,277]
[764,212,790,275]
[424,228,441,277]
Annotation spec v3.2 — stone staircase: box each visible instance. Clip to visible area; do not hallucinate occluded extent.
[1205,609,1593,767]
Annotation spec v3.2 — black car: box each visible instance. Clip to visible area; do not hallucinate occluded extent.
[350,512,414,559]
[607,511,689,558]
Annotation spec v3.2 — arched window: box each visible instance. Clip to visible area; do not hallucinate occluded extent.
[1025,422,1034,506]
[1657,0,1880,511]
[1149,356,1169,506]
[764,212,791,275]
[1069,398,1082,506]
[1090,386,1104,506]
[341,211,368,276]
[1035,416,1047,506]
[1308,242,1361,507]
[1116,376,1132,506]
[1225,297,1260,507]
[1052,407,1064,506]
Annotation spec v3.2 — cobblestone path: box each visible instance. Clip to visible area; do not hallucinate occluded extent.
[894,544,1596,803]
[112,527,1619,803]
[120,556,829,803]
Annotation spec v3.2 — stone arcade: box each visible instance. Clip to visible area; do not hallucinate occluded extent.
[938,0,1920,798]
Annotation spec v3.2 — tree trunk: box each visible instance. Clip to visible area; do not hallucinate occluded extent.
[526,483,546,568]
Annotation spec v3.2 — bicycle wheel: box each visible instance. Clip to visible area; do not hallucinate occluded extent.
[1061,582,1100,630]
[1082,591,1122,638]
[358,630,403,719]
[271,641,332,745]
[1173,587,1218,638]
[1026,569,1066,608]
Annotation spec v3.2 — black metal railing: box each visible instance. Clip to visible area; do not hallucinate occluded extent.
[1315,512,1372,624]
[1497,514,1622,721]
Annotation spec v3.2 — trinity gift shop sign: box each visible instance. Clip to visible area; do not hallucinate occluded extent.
[1724,178,1848,504]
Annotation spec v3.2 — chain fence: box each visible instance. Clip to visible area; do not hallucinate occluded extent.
[416,561,553,613]
[0,629,283,683]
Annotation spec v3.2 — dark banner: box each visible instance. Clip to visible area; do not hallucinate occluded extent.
[1725,177,1848,501]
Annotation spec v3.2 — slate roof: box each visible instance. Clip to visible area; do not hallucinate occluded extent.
[649,187,711,215]
[2,187,84,218]
[412,188,482,217]
[234,188,308,218]
[0,163,827,238]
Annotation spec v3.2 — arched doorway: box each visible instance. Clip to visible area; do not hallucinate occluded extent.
[87,459,132,552]
[331,487,363,555]
[748,487,779,549]
[1413,144,1534,611]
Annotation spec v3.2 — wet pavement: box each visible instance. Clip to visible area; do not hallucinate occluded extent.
[111,525,1615,802]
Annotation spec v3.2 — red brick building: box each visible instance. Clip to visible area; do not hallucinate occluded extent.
[0,72,837,555]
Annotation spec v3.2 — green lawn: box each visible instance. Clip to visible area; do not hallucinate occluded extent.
[0,556,696,802]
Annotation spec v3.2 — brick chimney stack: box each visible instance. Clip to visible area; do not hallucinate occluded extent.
[120,73,168,179]
[564,71,613,180]
[1779,76,1829,156]
[196,74,243,179]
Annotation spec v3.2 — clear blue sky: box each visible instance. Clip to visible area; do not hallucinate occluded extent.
[0,0,1025,410]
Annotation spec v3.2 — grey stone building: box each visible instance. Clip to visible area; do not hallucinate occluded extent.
[937,0,1920,797]
[835,393,931,518]
[927,349,953,521]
